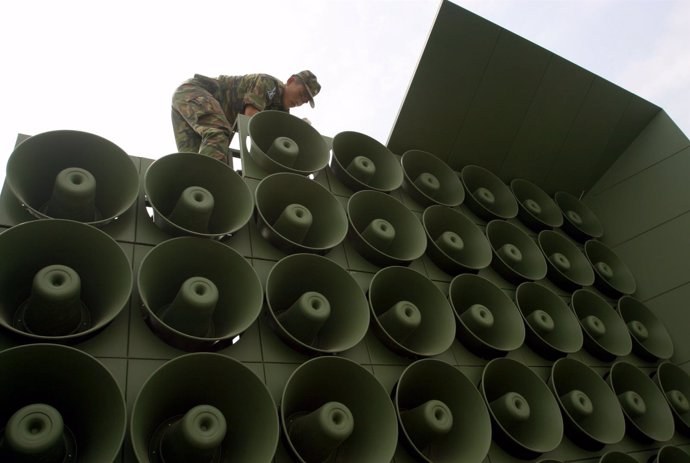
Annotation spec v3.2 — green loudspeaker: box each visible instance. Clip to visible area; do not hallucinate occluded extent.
[481,358,564,459]
[281,356,398,463]
[422,205,492,275]
[400,150,465,207]
[460,165,518,221]
[654,362,690,436]
[255,172,348,254]
[5,130,139,226]
[144,152,254,238]
[549,358,625,450]
[571,289,632,361]
[394,359,492,463]
[330,131,404,192]
[607,361,675,443]
[538,230,595,291]
[510,178,563,231]
[137,237,263,351]
[0,219,132,342]
[651,446,690,463]
[516,282,583,359]
[247,110,329,175]
[599,452,638,463]
[555,191,604,242]
[369,266,456,357]
[449,274,525,358]
[486,220,548,283]
[265,253,369,354]
[130,353,278,463]
[617,296,674,361]
[0,344,126,463]
[585,240,637,297]
[347,190,427,266]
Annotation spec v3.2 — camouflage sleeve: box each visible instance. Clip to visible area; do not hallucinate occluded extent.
[242,75,277,111]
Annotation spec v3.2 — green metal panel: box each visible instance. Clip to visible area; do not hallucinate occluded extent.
[387,1,501,161]
[645,283,690,364]
[447,30,552,173]
[498,56,594,185]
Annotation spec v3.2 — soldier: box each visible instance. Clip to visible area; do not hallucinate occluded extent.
[171,70,320,165]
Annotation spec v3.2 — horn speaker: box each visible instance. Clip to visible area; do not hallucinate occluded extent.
[607,361,675,443]
[144,152,254,238]
[538,230,595,291]
[137,236,263,351]
[449,274,525,358]
[481,358,564,459]
[394,359,492,463]
[510,178,563,231]
[255,172,348,254]
[0,344,126,463]
[5,130,139,227]
[585,240,637,297]
[571,289,632,361]
[460,165,518,221]
[599,452,638,463]
[265,253,369,354]
[400,149,465,207]
[486,220,548,283]
[247,110,329,175]
[651,446,690,463]
[347,190,427,266]
[130,353,278,463]
[368,266,456,357]
[515,282,583,359]
[554,191,604,242]
[618,296,674,361]
[654,362,690,435]
[549,358,625,449]
[0,219,132,343]
[280,356,398,463]
[422,205,492,275]
[330,131,404,192]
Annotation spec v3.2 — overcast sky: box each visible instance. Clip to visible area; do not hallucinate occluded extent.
[1,0,688,186]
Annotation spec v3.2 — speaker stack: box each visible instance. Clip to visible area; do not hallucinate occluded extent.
[460,165,518,221]
[401,149,465,207]
[330,130,404,192]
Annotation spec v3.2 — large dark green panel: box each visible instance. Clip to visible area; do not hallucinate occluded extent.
[498,56,594,184]
[589,110,689,195]
[613,211,690,301]
[542,77,632,194]
[387,1,500,161]
[644,283,690,364]
[447,29,552,172]
[586,146,690,246]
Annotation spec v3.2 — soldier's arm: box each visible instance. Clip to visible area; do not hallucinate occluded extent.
[242,75,273,117]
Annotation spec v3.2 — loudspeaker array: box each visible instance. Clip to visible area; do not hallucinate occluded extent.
[0,117,685,462]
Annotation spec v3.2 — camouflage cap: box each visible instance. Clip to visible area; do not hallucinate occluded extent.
[294,70,320,108]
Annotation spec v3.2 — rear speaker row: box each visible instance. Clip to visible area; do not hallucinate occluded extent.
[3,344,687,463]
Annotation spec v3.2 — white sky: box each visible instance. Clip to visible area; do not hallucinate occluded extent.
[1,0,688,186]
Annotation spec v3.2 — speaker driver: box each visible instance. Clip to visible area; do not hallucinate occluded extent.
[6,130,139,227]
[401,150,465,207]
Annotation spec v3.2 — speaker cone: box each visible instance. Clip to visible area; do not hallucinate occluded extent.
[369,266,456,357]
[5,130,139,227]
[538,230,595,291]
[460,165,518,221]
[330,131,404,192]
[510,178,563,231]
[265,253,369,354]
[422,205,492,275]
[617,296,673,361]
[144,152,254,238]
[585,240,637,297]
[394,359,492,463]
[255,172,348,254]
[449,274,525,358]
[401,149,465,207]
[654,362,690,436]
[651,446,690,463]
[247,110,329,175]
[281,356,398,463]
[486,220,548,283]
[554,191,604,242]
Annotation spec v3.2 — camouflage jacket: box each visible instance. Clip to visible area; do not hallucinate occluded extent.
[198,73,288,128]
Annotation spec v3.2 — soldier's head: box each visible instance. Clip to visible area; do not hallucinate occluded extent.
[284,70,320,109]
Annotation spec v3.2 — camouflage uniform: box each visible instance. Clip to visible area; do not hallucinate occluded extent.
[171,74,288,165]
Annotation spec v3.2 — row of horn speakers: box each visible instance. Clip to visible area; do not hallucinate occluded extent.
[0,111,687,462]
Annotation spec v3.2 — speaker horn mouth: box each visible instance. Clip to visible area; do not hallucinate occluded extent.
[554,191,604,242]
[510,179,563,231]
[460,165,518,221]
[584,240,636,297]
[486,220,547,283]
[655,362,690,436]
[401,150,465,207]
[538,230,595,291]
[617,296,673,361]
